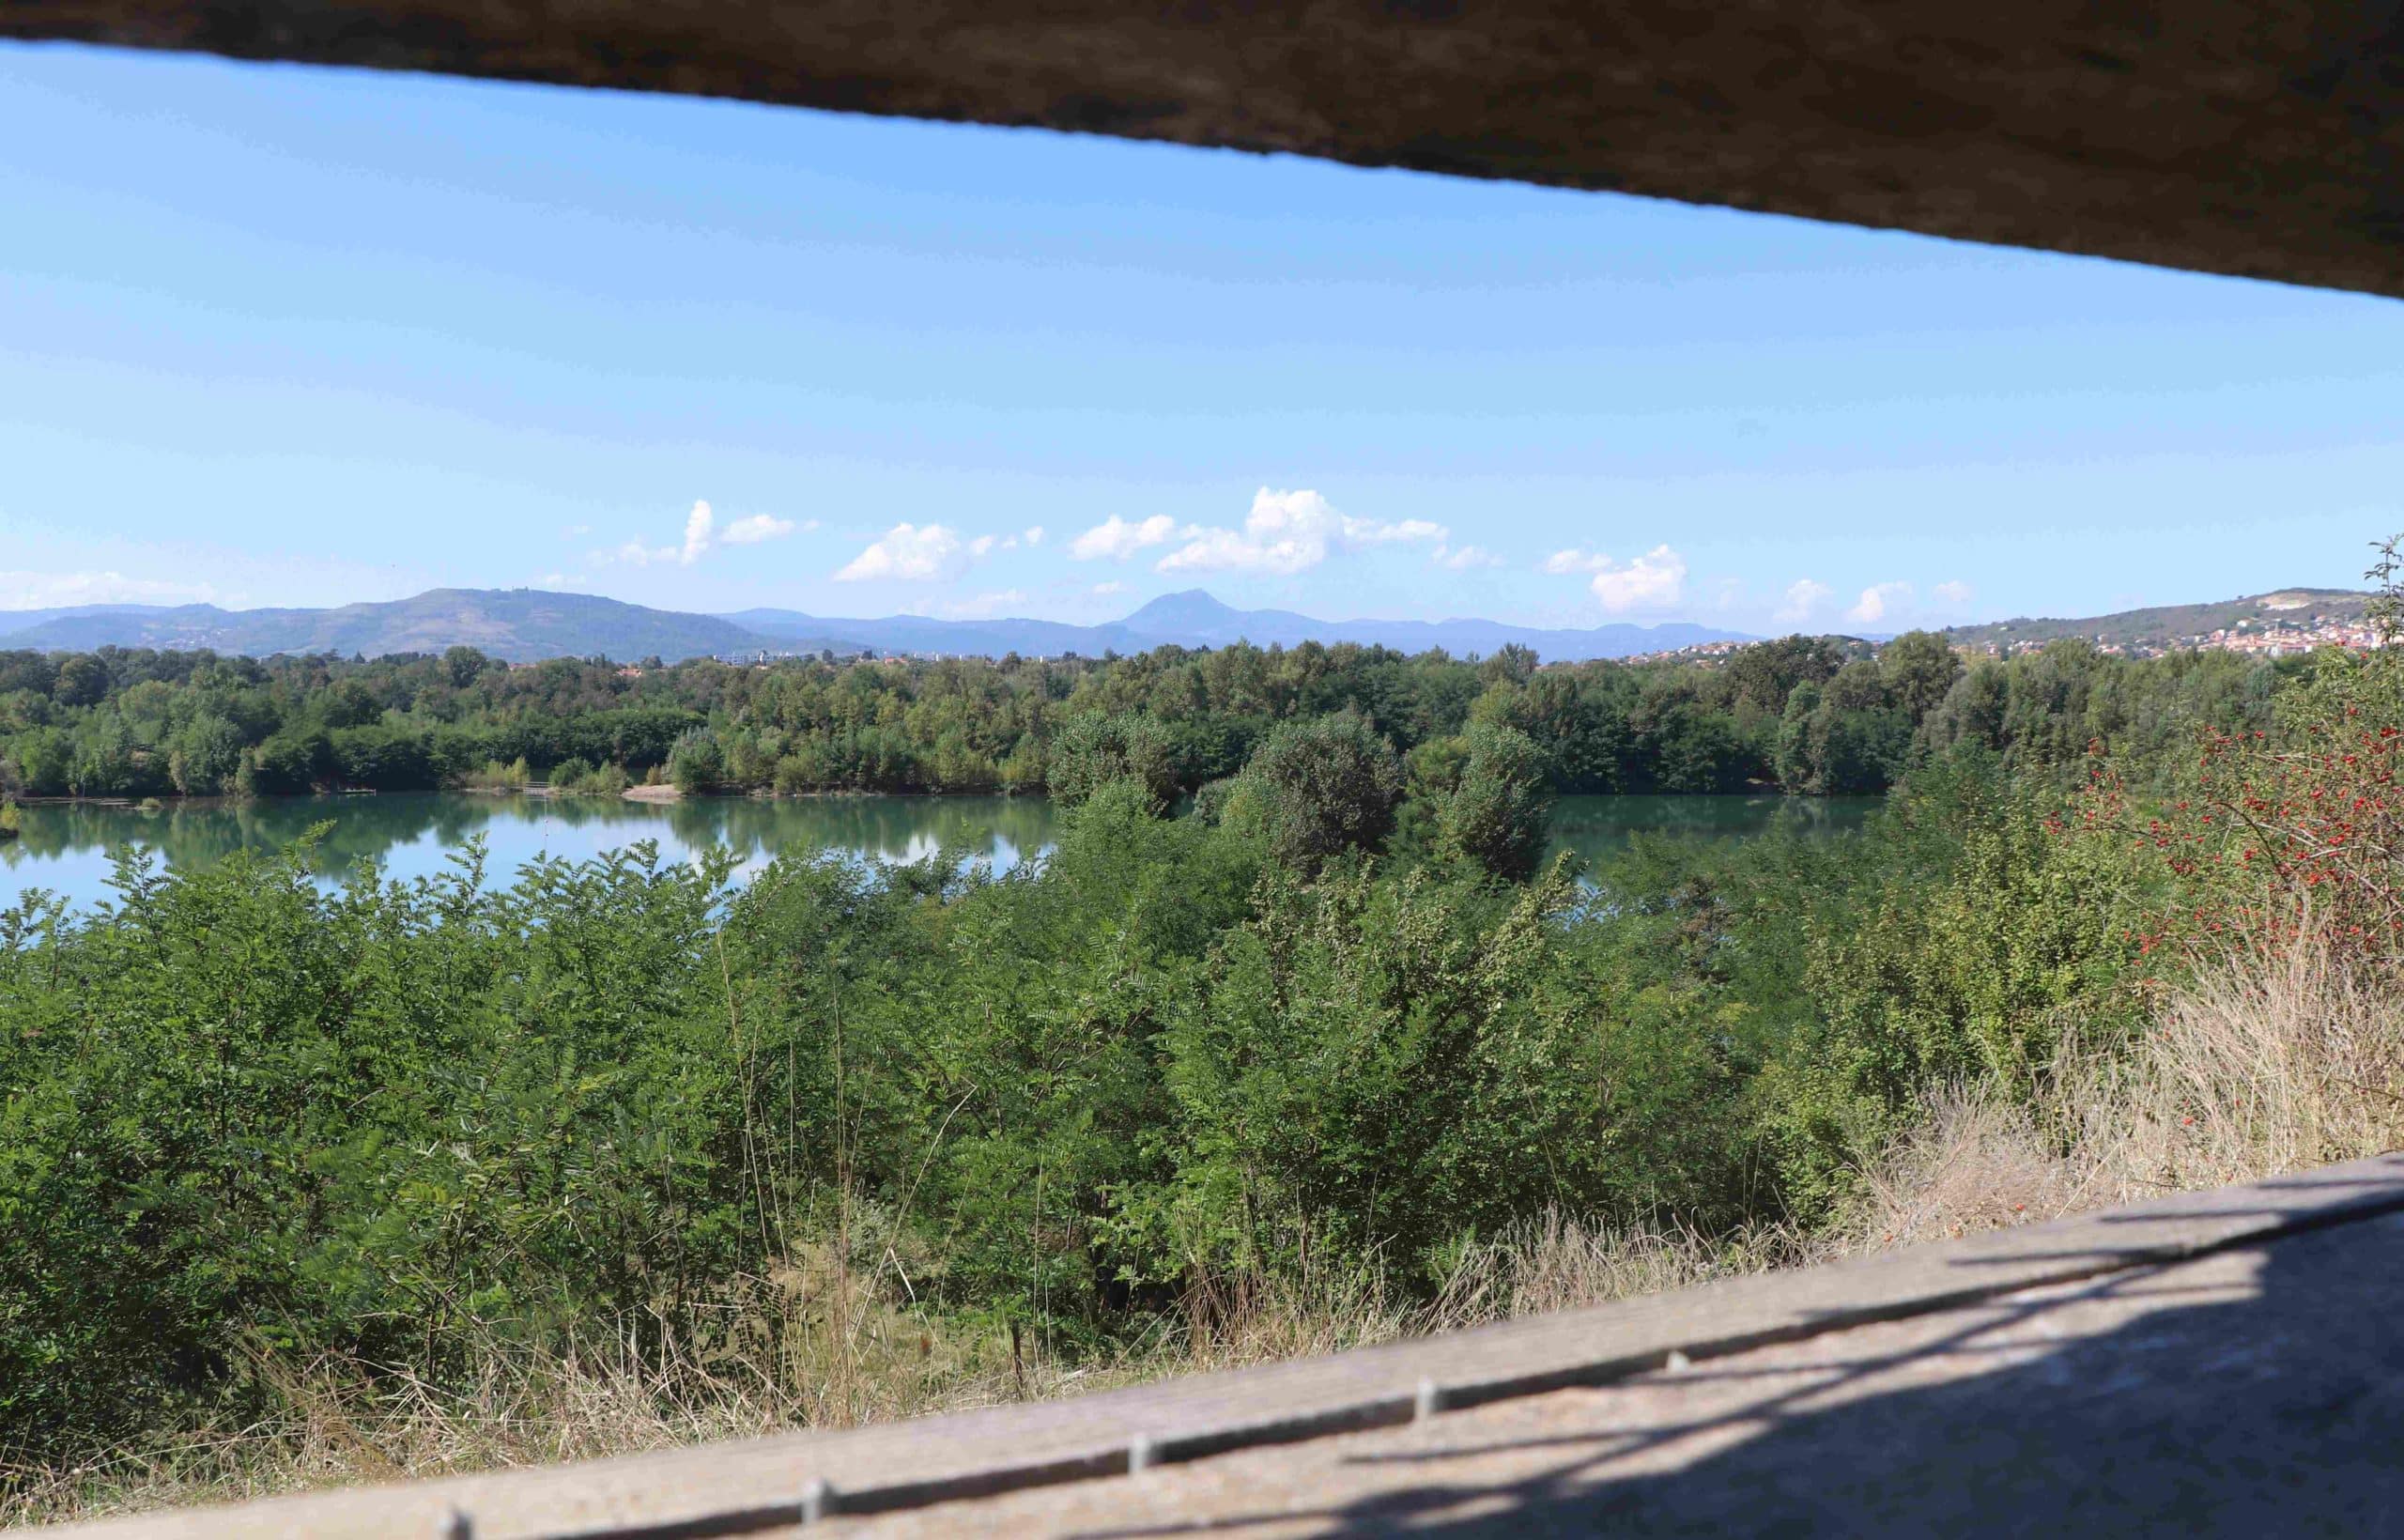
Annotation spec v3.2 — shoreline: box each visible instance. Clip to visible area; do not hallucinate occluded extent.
[0,781,1834,809]
[6,785,1061,808]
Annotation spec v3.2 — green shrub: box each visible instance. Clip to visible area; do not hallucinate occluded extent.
[667,729,724,793]
[1758,783,2144,1212]
[1046,712,1179,811]
[460,756,532,792]
[1438,723,1554,882]
[1219,712,1405,873]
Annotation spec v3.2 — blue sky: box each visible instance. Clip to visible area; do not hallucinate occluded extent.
[4,43,2402,636]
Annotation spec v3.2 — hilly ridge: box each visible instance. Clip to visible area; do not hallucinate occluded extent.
[1943,588,2370,651]
[0,591,779,664]
[0,588,1749,664]
[732,591,1747,662]
[3,584,2372,665]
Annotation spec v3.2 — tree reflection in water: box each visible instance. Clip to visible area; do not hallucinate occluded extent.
[0,792,1876,913]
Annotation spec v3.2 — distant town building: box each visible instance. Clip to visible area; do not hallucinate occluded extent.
[1610,610,2387,669]
[1955,612,2385,661]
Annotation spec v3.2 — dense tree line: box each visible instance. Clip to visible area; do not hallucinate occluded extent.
[0,630,2296,804]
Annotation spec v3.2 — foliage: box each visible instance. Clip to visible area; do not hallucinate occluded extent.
[1219,713,1406,872]
[461,756,532,791]
[2113,539,2404,984]
[1752,750,2165,1211]
[546,757,630,796]
[0,763,1745,1462]
[0,578,2386,1480]
[1436,723,1556,882]
[1046,712,1179,811]
[0,625,2288,807]
[1133,861,1709,1285]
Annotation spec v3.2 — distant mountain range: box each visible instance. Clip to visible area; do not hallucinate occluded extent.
[729,590,1749,663]
[1942,589,2370,650]
[0,590,774,664]
[0,587,1749,665]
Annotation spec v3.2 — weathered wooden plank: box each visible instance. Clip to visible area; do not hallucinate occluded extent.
[7,2,2404,300]
[44,1153,2404,1539]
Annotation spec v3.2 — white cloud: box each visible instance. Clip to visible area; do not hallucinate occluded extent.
[1090,580,1128,596]
[936,588,1030,619]
[1352,518,1447,547]
[1156,488,1445,576]
[1933,579,1975,607]
[1542,548,1611,575]
[1590,545,1687,613]
[721,514,797,546]
[533,571,590,590]
[969,529,1040,560]
[1070,514,1181,562]
[1846,581,1914,627]
[0,570,219,608]
[1433,544,1504,571]
[1774,578,1834,625]
[562,523,592,538]
[680,500,716,565]
[836,522,964,582]
[588,500,801,566]
[598,540,676,567]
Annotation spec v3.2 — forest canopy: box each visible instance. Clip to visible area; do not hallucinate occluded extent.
[0,630,2293,803]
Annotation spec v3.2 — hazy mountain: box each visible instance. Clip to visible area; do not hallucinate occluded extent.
[1113,591,1746,657]
[729,591,1750,662]
[1944,589,2369,650]
[0,586,1748,664]
[722,609,1104,659]
[0,603,180,633]
[0,590,779,664]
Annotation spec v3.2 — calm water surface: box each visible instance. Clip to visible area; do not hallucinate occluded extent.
[0,792,1877,913]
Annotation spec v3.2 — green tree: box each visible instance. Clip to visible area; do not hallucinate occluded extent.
[1878,630,1965,722]
[51,654,108,709]
[1774,684,1823,792]
[1439,723,1555,882]
[318,679,383,730]
[8,729,72,796]
[1725,636,1844,716]
[1920,661,2010,755]
[1046,712,1179,811]
[1220,712,1405,871]
[167,714,246,795]
[667,728,725,793]
[442,645,491,690]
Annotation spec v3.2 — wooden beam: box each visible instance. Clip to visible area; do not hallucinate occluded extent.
[5,3,2404,299]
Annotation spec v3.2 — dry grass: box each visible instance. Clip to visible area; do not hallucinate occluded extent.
[2074,930,2404,1196]
[1833,1089,2101,1251]
[1426,1210,1799,1325]
[2,1216,1801,1529]
[1835,925,2404,1255]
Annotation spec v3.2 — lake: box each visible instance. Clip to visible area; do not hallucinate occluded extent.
[0,792,1879,914]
